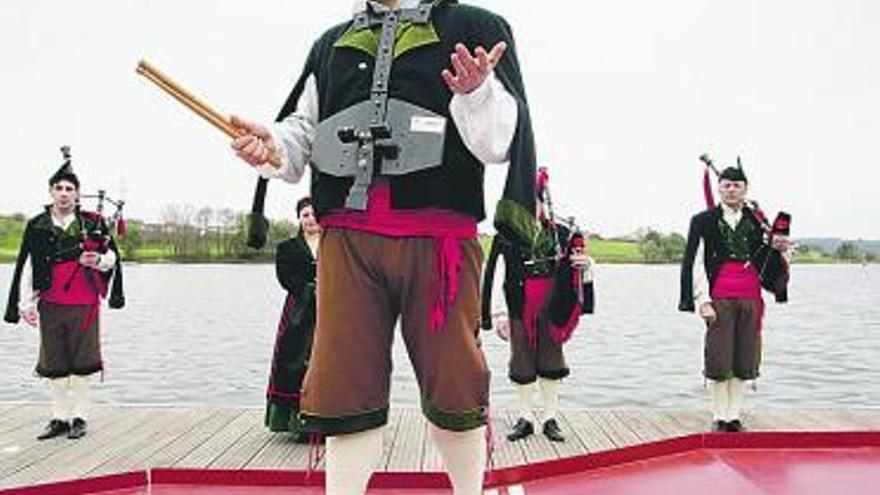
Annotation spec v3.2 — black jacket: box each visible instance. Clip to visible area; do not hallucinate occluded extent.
[679,205,786,312]
[4,208,124,323]
[481,224,594,330]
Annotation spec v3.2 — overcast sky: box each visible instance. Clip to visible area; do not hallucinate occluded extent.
[1,0,878,238]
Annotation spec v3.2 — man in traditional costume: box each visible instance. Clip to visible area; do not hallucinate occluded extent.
[4,147,124,440]
[481,168,595,443]
[230,1,538,493]
[264,197,320,442]
[679,157,791,432]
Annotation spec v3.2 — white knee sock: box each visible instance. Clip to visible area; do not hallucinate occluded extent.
[70,375,91,420]
[727,378,746,421]
[537,378,561,424]
[708,379,730,422]
[325,427,383,495]
[48,378,71,421]
[430,424,486,495]
[514,382,535,423]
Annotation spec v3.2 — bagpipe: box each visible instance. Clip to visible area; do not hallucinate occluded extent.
[531,167,588,298]
[58,146,126,309]
[699,154,791,302]
[526,167,591,344]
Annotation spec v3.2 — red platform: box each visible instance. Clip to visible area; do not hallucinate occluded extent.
[3,432,878,495]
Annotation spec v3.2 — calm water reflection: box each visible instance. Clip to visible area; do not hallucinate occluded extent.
[1,264,878,409]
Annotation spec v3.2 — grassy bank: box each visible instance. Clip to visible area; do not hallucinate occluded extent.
[0,215,856,266]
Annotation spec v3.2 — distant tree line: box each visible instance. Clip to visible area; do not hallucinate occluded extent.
[116,205,295,261]
[636,229,686,263]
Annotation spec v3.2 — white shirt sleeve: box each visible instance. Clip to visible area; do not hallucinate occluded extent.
[256,75,319,184]
[692,238,712,309]
[490,254,509,320]
[582,256,597,284]
[449,72,518,165]
[18,257,38,314]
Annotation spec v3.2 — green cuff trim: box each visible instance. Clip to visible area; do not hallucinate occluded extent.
[421,396,487,432]
[264,402,297,432]
[298,407,389,437]
[494,198,537,249]
[334,21,440,59]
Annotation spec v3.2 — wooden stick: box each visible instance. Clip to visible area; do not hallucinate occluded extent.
[136,59,280,169]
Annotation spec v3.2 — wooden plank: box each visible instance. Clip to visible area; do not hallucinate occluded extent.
[385,409,423,471]
[0,404,51,438]
[0,406,157,489]
[0,404,34,432]
[513,411,558,465]
[822,408,876,429]
[144,408,243,468]
[634,410,692,440]
[486,410,526,469]
[591,410,651,446]
[558,410,617,454]
[2,403,879,487]
[174,409,262,468]
[377,409,403,472]
[0,404,135,486]
[846,409,880,429]
[244,429,311,470]
[612,410,667,443]
[88,407,217,476]
[663,409,711,434]
[420,417,442,471]
[548,412,590,460]
[208,421,275,470]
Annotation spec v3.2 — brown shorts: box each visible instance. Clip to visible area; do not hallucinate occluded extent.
[704,299,762,381]
[508,318,568,384]
[36,300,103,378]
[299,229,489,436]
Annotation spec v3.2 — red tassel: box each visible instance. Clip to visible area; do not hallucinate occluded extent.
[116,217,127,238]
[703,167,715,210]
[536,166,550,199]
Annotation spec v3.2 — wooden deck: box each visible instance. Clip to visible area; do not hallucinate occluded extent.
[1,403,879,489]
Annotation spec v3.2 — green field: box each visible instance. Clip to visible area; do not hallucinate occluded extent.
[588,239,644,263]
[0,215,862,266]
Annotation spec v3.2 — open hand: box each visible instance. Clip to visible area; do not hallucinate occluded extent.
[771,234,791,253]
[699,302,717,325]
[442,42,507,95]
[79,251,100,268]
[230,115,277,167]
[22,308,39,328]
[494,316,511,341]
[570,252,590,269]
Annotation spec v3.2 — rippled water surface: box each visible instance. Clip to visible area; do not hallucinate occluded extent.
[1,263,878,409]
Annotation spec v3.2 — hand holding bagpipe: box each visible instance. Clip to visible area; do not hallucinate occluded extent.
[135,60,281,169]
[699,153,792,302]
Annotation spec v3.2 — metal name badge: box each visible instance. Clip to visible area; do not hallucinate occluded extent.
[410,115,446,134]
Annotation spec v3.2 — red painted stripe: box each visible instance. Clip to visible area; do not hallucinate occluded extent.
[151,468,323,487]
[4,431,879,493]
[0,471,146,495]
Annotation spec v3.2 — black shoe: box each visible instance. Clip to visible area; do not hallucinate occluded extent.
[37,419,70,440]
[726,419,745,432]
[711,420,728,432]
[542,419,565,442]
[68,418,87,439]
[507,418,534,442]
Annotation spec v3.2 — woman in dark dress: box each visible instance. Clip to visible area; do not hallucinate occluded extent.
[264,197,320,439]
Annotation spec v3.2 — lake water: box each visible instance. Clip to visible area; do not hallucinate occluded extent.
[1,263,878,410]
